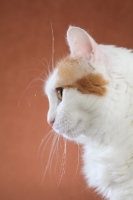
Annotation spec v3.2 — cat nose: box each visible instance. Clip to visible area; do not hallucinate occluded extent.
[48,119,55,126]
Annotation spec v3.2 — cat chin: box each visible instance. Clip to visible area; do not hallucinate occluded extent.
[63,134,88,144]
[54,129,78,140]
[54,128,87,143]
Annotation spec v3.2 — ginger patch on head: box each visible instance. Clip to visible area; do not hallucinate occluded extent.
[66,73,108,96]
[55,57,108,96]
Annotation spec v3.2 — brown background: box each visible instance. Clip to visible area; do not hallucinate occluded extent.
[1,0,133,200]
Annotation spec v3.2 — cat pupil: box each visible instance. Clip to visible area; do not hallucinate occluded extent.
[56,87,63,100]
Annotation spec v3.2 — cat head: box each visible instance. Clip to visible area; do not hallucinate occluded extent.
[45,26,117,143]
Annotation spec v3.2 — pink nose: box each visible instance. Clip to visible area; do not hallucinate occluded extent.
[48,119,55,126]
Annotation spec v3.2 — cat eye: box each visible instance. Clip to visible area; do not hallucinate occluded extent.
[56,87,63,101]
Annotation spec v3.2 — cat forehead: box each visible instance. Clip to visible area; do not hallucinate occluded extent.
[45,57,108,97]
[55,56,92,86]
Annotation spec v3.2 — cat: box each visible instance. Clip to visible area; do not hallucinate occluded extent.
[45,26,133,200]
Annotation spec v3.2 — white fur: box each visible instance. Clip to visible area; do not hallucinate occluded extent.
[45,26,133,200]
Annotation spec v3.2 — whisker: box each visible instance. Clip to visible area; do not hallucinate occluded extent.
[18,72,46,107]
[50,21,55,71]
[40,130,55,160]
[39,130,54,175]
[72,143,81,181]
[18,54,53,107]
[42,132,58,182]
[54,135,60,174]
[58,137,67,187]
[38,128,53,155]
[49,134,60,177]
[28,87,44,107]
[30,57,49,68]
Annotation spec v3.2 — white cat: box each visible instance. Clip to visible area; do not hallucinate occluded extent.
[45,26,133,200]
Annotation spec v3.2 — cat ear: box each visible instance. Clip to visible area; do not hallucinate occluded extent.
[66,26,103,62]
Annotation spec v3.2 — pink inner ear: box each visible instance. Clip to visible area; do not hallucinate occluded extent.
[67,26,96,58]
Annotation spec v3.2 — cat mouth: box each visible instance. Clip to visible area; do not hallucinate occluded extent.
[51,118,83,139]
[53,122,82,139]
[52,128,72,139]
[53,128,75,137]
